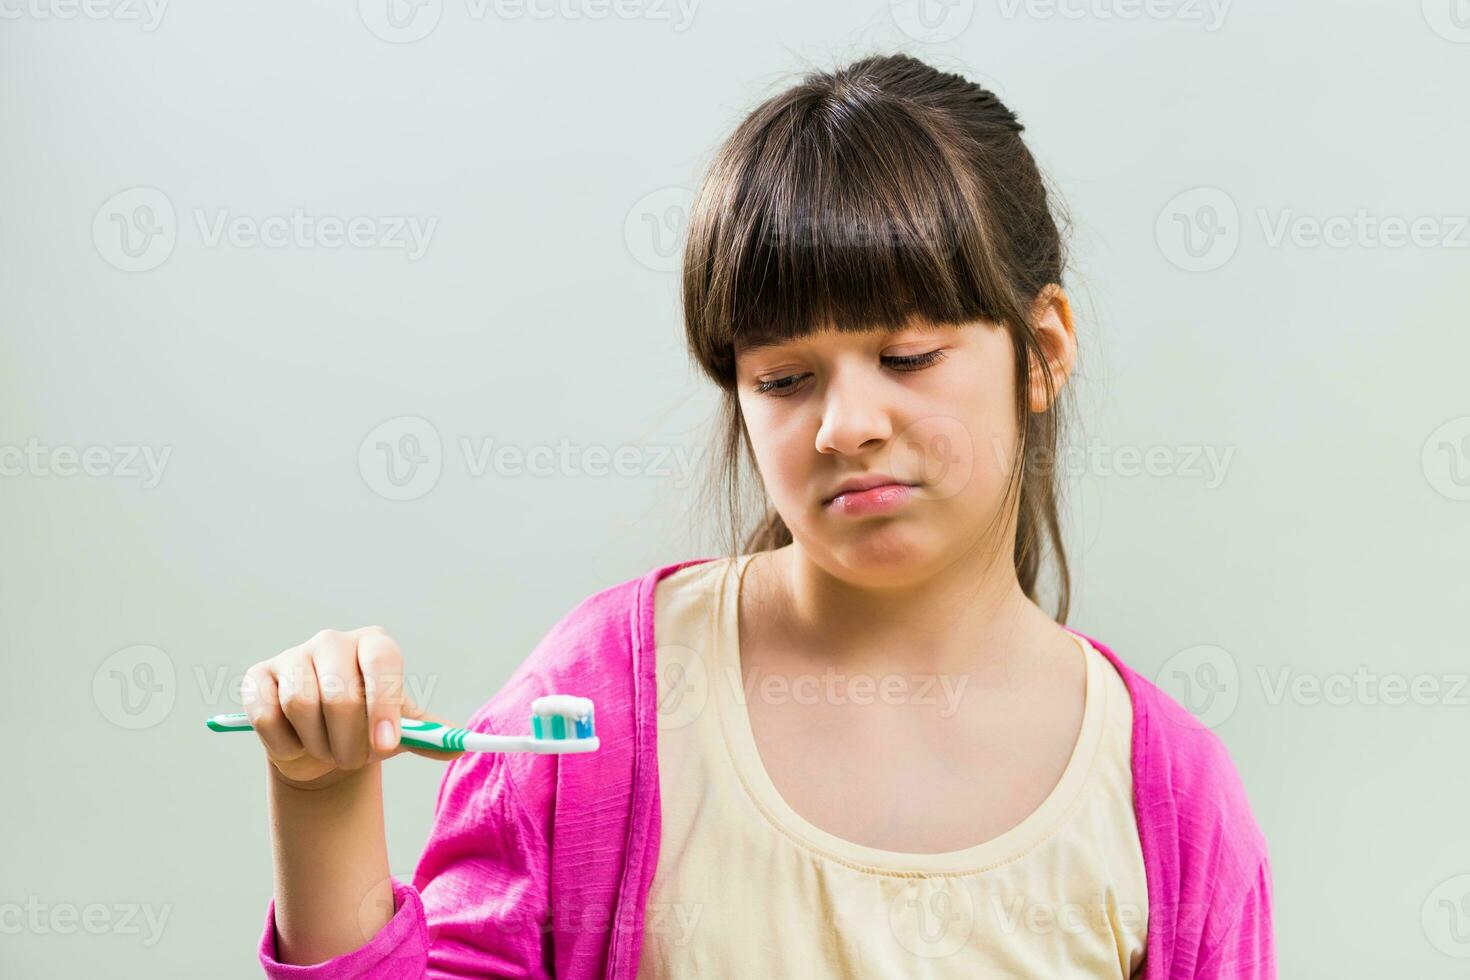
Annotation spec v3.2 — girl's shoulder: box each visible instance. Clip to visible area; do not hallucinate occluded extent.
[1081,632,1268,849]
[1076,631,1274,966]
[414,561,697,978]
[485,555,716,704]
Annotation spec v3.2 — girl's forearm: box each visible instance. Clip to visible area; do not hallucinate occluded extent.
[267,760,394,965]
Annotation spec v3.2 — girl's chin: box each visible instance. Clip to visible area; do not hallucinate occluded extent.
[814,524,946,574]
[807,514,1000,579]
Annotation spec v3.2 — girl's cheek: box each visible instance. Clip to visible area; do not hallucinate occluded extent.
[742,417,806,502]
[767,434,815,505]
[930,366,1018,505]
[884,413,980,504]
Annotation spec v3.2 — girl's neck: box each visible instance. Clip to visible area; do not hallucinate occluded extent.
[747,540,1060,680]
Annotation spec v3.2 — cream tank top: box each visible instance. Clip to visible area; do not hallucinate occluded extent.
[636,554,1148,978]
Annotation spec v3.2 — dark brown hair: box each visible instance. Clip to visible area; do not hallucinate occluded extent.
[682,53,1075,621]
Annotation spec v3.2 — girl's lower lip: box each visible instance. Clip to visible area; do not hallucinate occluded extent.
[824,483,915,516]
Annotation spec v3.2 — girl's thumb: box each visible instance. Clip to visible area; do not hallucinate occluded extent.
[389,695,464,762]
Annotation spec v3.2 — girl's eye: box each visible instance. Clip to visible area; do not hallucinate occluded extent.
[753,375,806,396]
[885,349,947,372]
[752,349,947,397]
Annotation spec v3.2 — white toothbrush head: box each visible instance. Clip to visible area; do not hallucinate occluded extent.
[530,695,596,743]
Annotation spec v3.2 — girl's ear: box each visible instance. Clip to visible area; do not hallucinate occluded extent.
[1026,284,1078,413]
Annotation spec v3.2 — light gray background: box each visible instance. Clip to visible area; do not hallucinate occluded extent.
[3,1,1468,976]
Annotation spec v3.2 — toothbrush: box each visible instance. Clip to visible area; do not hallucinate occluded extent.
[204,694,599,754]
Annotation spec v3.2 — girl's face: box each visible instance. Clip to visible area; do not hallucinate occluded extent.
[733,290,1075,587]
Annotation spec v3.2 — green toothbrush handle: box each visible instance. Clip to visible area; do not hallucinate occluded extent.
[203,713,468,751]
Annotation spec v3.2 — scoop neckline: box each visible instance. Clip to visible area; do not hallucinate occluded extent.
[711,552,1108,876]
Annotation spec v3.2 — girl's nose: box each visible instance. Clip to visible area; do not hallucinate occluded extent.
[814,371,894,456]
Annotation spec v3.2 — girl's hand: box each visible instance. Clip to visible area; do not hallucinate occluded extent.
[242,626,459,791]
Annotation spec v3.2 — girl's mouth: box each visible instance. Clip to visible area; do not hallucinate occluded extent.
[823,483,917,516]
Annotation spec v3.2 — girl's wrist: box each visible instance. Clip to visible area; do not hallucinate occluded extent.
[268,758,379,796]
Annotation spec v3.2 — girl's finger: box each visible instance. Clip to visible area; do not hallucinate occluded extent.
[312,630,370,771]
[355,627,404,756]
[391,690,465,761]
[244,663,305,762]
[278,649,333,764]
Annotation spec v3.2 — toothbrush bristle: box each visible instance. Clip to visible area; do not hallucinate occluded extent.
[530,695,595,741]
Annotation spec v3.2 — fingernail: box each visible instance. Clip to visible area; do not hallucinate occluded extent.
[375,719,396,750]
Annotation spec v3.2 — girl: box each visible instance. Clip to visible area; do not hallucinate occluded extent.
[248,54,1274,978]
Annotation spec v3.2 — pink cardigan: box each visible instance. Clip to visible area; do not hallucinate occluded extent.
[259,556,1275,978]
